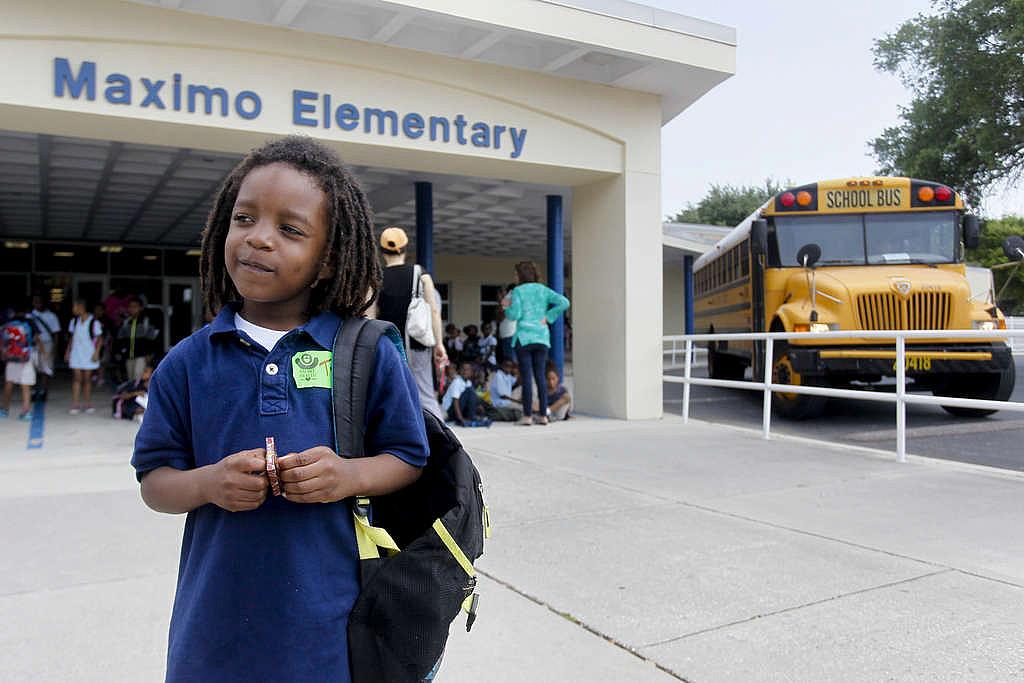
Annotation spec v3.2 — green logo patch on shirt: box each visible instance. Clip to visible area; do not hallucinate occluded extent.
[291,350,332,389]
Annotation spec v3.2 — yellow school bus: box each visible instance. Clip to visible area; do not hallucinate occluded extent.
[693,177,1015,419]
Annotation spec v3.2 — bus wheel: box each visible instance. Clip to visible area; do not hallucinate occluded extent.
[709,346,745,381]
[772,341,827,419]
[936,365,1016,418]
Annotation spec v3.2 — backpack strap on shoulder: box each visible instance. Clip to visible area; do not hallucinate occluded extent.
[332,316,406,458]
[331,317,405,574]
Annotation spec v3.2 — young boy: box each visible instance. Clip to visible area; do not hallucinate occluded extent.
[131,136,428,682]
[545,368,573,421]
[441,361,490,427]
[487,359,522,422]
[1,301,37,421]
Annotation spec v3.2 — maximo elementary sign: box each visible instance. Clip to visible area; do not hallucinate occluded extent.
[52,57,529,159]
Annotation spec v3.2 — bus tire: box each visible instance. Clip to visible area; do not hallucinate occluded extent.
[709,347,745,381]
[936,365,1015,418]
[772,340,827,420]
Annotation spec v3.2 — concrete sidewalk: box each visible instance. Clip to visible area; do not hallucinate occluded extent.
[2,396,1022,681]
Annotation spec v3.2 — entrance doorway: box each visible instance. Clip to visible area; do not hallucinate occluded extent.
[164,278,201,348]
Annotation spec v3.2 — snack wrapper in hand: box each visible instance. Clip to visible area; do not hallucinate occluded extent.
[265,436,281,496]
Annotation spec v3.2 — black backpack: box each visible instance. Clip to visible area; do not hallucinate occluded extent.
[333,318,489,682]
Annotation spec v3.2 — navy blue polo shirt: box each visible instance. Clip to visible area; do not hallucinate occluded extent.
[132,303,428,683]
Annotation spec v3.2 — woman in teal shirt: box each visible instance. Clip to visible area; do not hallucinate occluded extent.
[501,260,570,425]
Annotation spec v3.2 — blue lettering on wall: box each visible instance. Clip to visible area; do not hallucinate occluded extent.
[54,58,96,100]
[50,59,528,159]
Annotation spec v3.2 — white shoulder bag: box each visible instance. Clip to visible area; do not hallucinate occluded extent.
[406,264,436,347]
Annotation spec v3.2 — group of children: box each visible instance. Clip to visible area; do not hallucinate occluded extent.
[0,295,154,421]
[439,356,572,427]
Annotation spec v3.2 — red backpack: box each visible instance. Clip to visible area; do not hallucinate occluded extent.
[1,320,34,363]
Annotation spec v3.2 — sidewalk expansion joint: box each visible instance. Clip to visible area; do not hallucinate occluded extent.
[638,569,954,650]
[479,568,697,683]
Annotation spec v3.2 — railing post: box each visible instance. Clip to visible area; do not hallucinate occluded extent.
[682,338,692,423]
[762,337,774,439]
[896,335,907,463]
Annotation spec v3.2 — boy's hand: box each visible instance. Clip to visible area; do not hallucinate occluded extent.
[202,449,268,512]
[277,446,350,503]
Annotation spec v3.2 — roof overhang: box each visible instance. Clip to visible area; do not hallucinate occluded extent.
[130,0,735,123]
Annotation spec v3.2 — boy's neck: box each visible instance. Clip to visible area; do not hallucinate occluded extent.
[240,299,309,331]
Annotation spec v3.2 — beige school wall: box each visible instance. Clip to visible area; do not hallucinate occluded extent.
[663,260,686,336]
[1,0,734,418]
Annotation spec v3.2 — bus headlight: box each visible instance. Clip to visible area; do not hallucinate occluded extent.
[973,320,997,331]
[809,322,838,333]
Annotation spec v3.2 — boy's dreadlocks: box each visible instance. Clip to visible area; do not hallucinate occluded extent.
[200,135,381,319]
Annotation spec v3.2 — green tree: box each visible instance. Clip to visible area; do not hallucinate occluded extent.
[871,0,1024,206]
[967,215,1024,313]
[669,179,784,227]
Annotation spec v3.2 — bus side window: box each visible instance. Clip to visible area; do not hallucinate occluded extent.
[741,241,750,277]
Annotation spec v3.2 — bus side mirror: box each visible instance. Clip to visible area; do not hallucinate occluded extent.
[1003,235,1024,261]
[963,215,980,250]
[750,219,768,257]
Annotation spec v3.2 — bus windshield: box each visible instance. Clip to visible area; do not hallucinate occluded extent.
[773,211,957,267]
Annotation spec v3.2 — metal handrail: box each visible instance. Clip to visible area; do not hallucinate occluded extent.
[663,329,1024,462]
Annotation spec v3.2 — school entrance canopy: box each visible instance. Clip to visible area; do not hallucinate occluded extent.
[0,0,736,419]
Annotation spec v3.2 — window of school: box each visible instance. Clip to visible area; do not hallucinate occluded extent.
[480,284,502,325]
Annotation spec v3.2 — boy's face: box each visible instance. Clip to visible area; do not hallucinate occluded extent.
[225,162,331,309]
[482,323,492,336]
[501,361,517,377]
[459,363,475,380]
[32,295,43,311]
[466,326,478,338]
[127,301,142,318]
[546,370,559,391]
[141,367,153,382]
[72,302,85,317]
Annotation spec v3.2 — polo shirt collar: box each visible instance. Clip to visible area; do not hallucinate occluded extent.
[209,302,342,350]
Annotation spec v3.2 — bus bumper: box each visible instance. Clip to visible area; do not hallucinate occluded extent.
[786,344,1015,378]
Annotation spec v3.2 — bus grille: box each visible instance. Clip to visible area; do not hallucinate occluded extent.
[856,292,951,330]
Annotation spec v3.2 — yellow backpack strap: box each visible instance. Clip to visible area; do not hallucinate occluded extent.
[352,497,399,560]
[432,519,475,577]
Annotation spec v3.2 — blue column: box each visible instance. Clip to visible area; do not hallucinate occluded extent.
[684,254,695,334]
[546,194,565,379]
[415,181,433,275]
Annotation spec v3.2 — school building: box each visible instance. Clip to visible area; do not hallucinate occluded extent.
[0,0,735,419]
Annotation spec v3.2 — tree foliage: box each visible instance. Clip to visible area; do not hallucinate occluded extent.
[871,0,1024,206]
[669,180,785,227]
[967,215,1024,313]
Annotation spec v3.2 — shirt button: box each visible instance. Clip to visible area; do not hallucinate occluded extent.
[265,363,279,376]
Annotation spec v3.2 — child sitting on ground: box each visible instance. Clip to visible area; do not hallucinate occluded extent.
[441,361,490,427]
[545,367,573,421]
[486,359,522,422]
[112,364,152,421]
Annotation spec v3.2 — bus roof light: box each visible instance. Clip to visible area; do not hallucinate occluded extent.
[935,186,952,201]
[917,186,935,203]
[796,190,813,206]
[780,191,796,207]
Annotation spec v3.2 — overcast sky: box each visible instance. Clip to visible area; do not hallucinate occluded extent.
[648,0,1024,219]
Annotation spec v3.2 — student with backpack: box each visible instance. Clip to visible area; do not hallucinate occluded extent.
[372,225,447,420]
[1,299,39,421]
[65,298,104,415]
[131,137,434,682]
[28,294,60,402]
